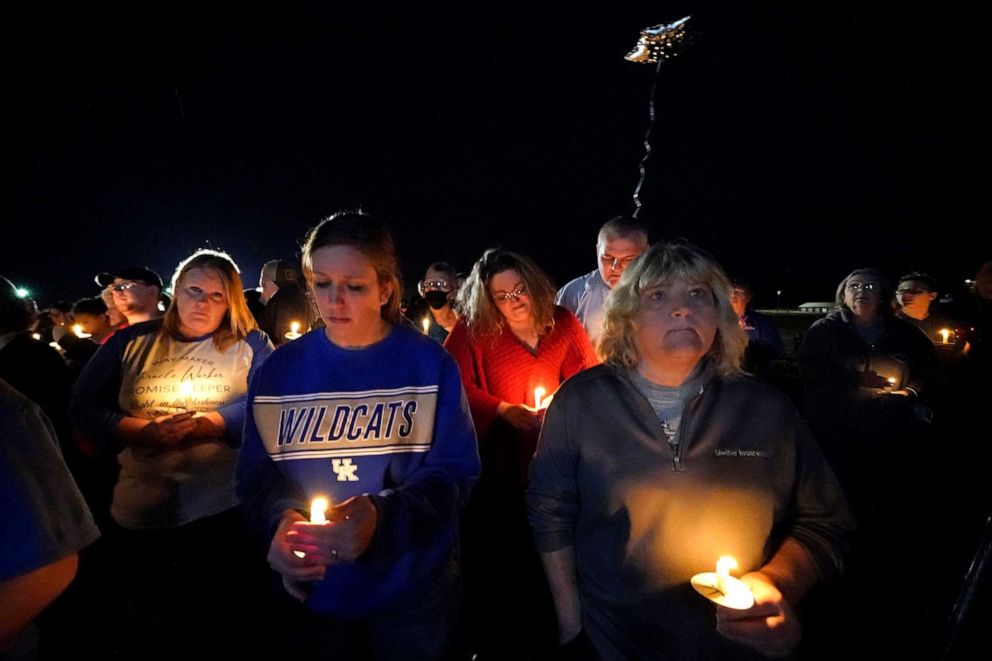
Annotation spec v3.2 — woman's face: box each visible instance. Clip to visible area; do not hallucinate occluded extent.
[843,274,883,319]
[632,278,719,381]
[176,267,229,338]
[309,245,392,348]
[488,269,532,327]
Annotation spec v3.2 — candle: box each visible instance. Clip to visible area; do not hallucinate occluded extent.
[73,324,92,339]
[886,377,897,388]
[180,381,194,411]
[49,341,64,353]
[422,317,431,334]
[690,555,755,610]
[938,328,951,345]
[294,496,331,558]
[284,321,302,340]
[534,386,547,410]
[31,333,41,341]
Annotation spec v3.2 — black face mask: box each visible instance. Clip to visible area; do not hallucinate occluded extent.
[424,290,450,310]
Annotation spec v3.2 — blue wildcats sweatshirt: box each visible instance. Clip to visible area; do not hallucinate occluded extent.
[236,324,480,616]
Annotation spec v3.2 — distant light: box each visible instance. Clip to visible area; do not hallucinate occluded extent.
[15,287,30,298]
[965,279,974,285]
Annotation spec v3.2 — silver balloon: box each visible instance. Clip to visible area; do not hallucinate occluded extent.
[625,16,691,64]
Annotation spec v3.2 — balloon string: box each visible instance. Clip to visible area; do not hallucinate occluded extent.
[632,57,664,218]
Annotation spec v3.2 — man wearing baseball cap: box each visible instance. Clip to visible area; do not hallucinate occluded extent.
[94,266,164,326]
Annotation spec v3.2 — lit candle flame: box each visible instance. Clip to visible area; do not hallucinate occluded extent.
[32,333,42,341]
[73,324,92,339]
[939,328,951,344]
[716,555,737,596]
[294,496,331,557]
[534,386,547,410]
[180,382,194,411]
[49,341,64,352]
[284,321,302,340]
[887,377,897,386]
[422,317,431,334]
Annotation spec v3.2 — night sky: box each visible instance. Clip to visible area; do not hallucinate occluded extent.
[7,2,988,308]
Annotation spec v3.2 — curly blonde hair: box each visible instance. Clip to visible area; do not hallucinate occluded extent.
[598,241,747,379]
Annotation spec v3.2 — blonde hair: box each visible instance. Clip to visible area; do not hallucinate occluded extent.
[599,241,748,379]
[457,248,557,341]
[162,249,257,351]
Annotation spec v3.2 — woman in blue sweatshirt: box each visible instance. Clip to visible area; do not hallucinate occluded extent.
[236,211,480,660]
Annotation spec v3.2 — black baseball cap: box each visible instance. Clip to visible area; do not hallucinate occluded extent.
[95,266,164,290]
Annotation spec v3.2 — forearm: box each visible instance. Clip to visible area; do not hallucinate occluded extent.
[0,555,78,651]
[540,547,583,643]
[758,538,820,606]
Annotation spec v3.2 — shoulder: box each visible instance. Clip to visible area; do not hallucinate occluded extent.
[717,374,796,413]
[558,271,598,296]
[245,329,274,352]
[555,363,622,399]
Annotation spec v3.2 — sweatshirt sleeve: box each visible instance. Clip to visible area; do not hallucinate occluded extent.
[234,361,307,537]
[780,413,856,582]
[527,387,581,553]
[70,329,128,448]
[216,330,275,444]
[443,320,502,438]
[367,353,480,559]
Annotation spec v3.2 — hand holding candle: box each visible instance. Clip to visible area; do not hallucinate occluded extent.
[73,324,92,339]
[691,555,755,610]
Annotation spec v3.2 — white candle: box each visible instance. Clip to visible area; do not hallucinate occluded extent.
[180,382,194,411]
[294,497,331,558]
[716,555,736,596]
[73,324,92,339]
[939,328,951,345]
[284,321,302,340]
[534,386,547,410]
[422,317,431,334]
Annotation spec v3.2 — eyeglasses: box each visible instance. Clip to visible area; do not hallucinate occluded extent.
[107,281,144,293]
[896,287,928,295]
[846,282,879,293]
[420,279,453,292]
[492,286,528,303]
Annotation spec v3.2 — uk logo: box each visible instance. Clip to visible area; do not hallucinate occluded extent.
[332,458,359,482]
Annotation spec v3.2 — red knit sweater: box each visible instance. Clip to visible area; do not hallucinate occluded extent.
[444,305,599,442]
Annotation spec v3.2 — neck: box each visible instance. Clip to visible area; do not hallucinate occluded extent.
[507,318,539,347]
[431,305,457,329]
[636,360,697,387]
[126,312,156,324]
[851,311,880,326]
[326,318,391,349]
[902,307,929,321]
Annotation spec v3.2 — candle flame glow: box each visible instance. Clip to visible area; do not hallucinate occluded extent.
[73,324,92,338]
[534,386,547,409]
[310,497,330,524]
[939,328,951,344]
[180,382,194,397]
[285,321,303,340]
[422,317,430,334]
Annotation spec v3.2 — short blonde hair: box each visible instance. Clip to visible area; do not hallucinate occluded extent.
[457,248,557,342]
[599,241,747,379]
[163,249,257,351]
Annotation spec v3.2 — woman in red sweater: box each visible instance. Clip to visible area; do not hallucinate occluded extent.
[444,247,597,659]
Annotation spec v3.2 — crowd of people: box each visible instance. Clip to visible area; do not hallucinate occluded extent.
[2,210,990,661]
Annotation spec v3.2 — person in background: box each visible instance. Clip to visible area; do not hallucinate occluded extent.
[445,247,598,659]
[236,211,479,660]
[1,378,100,658]
[894,271,967,366]
[99,287,127,342]
[258,258,310,345]
[528,241,853,659]
[729,280,783,379]
[556,216,650,346]
[72,249,273,659]
[71,297,115,345]
[94,266,164,326]
[412,261,460,343]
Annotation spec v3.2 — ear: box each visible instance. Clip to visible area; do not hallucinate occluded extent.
[928,291,938,302]
[379,280,395,307]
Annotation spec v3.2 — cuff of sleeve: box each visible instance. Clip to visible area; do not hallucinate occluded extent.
[532,530,576,554]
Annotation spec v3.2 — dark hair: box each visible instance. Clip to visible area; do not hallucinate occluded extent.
[0,276,33,332]
[897,271,938,292]
[457,248,557,339]
[72,297,109,317]
[301,210,403,324]
[598,216,650,244]
[426,261,458,278]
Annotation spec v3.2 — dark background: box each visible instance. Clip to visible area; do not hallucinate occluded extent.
[6,2,988,308]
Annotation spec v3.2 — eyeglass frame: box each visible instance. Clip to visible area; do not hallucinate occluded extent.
[845,282,880,293]
[491,285,528,304]
[418,278,454,296]
[106,281,148,293]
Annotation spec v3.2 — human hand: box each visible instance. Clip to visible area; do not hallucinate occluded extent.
[267,510,326,601]
[859,370,891,389]
[499,403,544,431]
[288,495,379,565]
[141,411,197,444]
[715,572,801,658]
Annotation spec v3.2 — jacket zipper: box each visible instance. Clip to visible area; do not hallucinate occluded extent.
[669,385,704,472]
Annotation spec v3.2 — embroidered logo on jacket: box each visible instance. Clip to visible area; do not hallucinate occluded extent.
[254,386,437,461]
[714,448,770,458]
